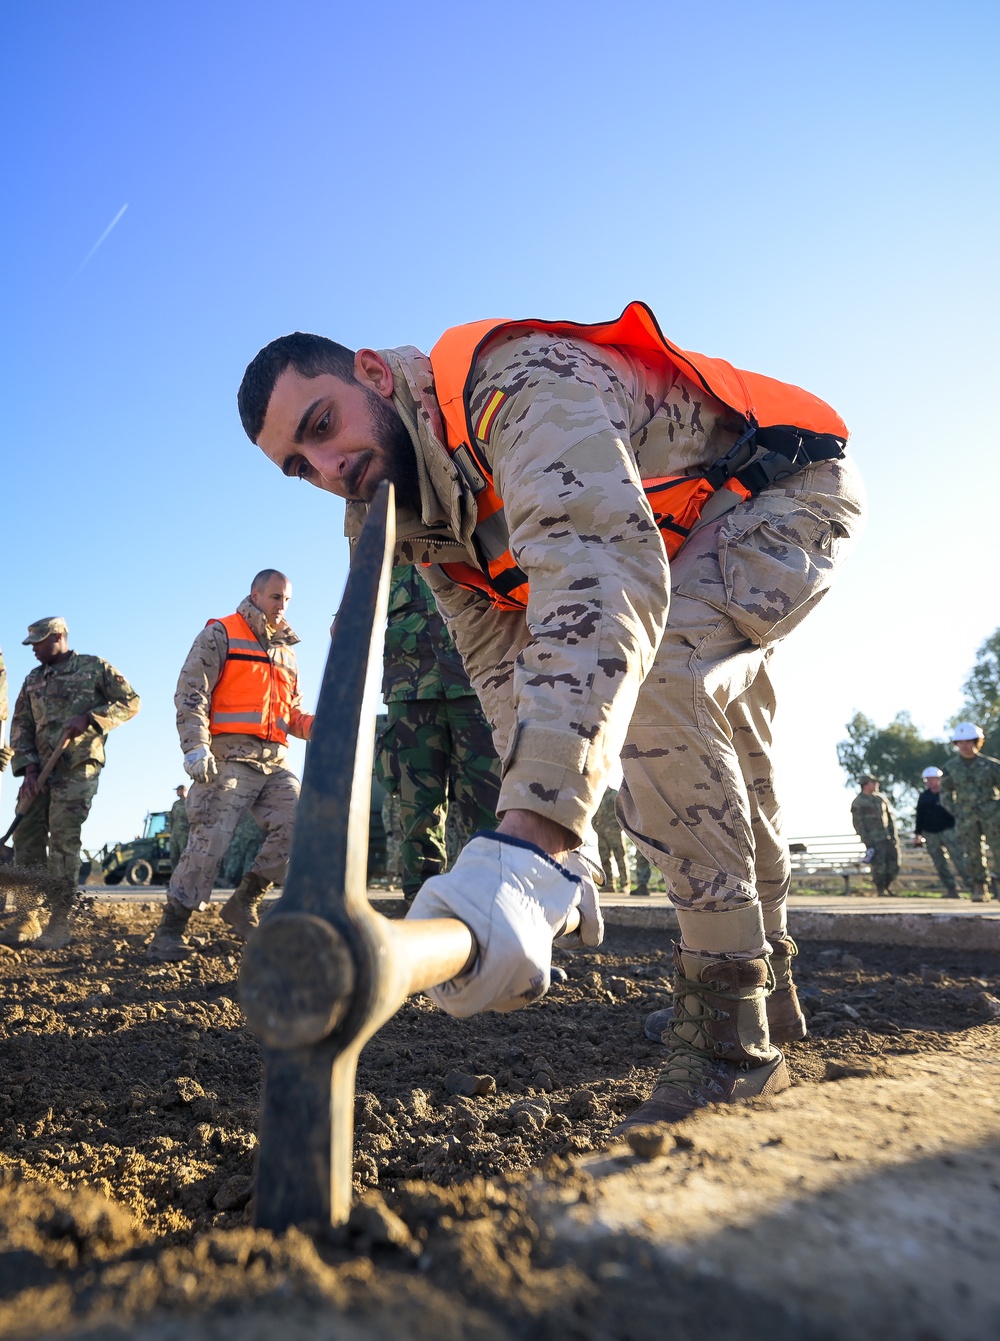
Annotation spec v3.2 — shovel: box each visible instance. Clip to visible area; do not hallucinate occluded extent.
[0,728,73,864]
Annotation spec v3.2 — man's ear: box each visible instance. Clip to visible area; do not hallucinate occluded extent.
[355,348,394,399]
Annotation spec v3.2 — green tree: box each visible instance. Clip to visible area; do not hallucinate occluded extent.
[950,628,1000,758]
[837,712,946,816]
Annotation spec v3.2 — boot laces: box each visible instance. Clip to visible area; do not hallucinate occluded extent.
[654,966,765,1094]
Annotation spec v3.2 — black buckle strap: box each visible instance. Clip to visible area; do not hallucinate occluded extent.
[705,424,846,497]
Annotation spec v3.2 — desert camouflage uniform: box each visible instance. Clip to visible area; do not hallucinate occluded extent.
[10,653,140,882]
[168,597,312,911]
[850,790,900,894]
[940,754,1000,894]
[168,796,190,867]
[221,812,263,887]
[594,786,629,892]
[347,329,864,942]
[377,565,500,899]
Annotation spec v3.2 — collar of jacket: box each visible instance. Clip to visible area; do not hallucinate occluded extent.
[237,596,300,650]
[344,346,480,568]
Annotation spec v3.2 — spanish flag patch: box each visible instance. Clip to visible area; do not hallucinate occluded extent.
[474,388,507,444]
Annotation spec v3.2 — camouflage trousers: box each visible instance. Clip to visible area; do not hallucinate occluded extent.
[167,759,299,911]
[168,828,189,868]
[13,761,100,884]
[633,847,652,891]
[867,838,901,893]
[618,459,863,939]
[382,792,403,880]
[378,696,501,898]
[596,828,630,892]
[921,830,966,891]
[955,808,1000,886]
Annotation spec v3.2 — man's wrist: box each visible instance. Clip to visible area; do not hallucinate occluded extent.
[496,810,576,858]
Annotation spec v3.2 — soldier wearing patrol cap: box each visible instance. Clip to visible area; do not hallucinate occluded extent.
[850,774,900,897]
[941,724,1000,902]
[913,765,966,897]
[0,647,13,776]
[4,617,140,947]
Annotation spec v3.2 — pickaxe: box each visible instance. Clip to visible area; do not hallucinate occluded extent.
[0,728,73,864]
[241,481,577,1231]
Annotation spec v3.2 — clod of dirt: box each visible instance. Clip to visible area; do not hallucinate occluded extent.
[566,1089,603,1120]
[973,991,1000,1018]
[348,1192,416,1251]
[625,1124,667,1159]
[444,1070,496,1097]
[213,1175,253,1211]
[824,1058,885,1081]
[921,965,946,985]
[840,954,864,971]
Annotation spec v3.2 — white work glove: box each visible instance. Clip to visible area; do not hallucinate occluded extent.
[407,832,604,1018]
[183,745,218,785]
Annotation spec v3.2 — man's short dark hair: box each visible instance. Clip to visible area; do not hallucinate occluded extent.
[251,568,288,592]
[238,333,357,441]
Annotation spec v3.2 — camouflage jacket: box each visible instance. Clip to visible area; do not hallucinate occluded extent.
[345,331,862,840]
[169,797,190,839]
[174,596,311,772]
[382,565,475,702]
[850,791,898,847]
[940,754,1000,814]
[10,652,140,776]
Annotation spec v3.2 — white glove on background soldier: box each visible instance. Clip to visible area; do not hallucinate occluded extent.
[406,832,604,1018]
[183,745,218,785]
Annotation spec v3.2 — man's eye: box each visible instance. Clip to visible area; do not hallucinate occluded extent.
[295,458,311,479]
[316,412,330,434]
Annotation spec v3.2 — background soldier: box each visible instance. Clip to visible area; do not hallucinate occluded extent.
[941,723,1000,903]
[168,784,189,868]
[594,786,629,892]
[5,617,140,947]
[381,790,403,888]
[147,570,313,961]
[851,774,900,897]
[376,565,500,902]
[220,812,263,887]
[913,765,966,898]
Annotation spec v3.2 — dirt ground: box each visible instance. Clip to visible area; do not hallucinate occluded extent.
[0,900,998,1340]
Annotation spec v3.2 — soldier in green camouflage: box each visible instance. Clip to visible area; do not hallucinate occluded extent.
[594,786,630,892]
[168,785,190,867]
[940,723,1000,902]
[376,565,500,901]
[221,811,263,888]
[850,774,900,897]
[381,790,402,886]
[6,617,140,947]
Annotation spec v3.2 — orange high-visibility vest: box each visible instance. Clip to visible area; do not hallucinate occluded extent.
[209,613,299,744]
[428,302,848,611]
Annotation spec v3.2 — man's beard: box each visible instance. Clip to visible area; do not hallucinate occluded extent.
[361,388,421,514]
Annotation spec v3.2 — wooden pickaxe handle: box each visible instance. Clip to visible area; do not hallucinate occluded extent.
[0,728,74,847]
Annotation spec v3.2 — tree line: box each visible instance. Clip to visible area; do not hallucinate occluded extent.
[837,628,1000,814]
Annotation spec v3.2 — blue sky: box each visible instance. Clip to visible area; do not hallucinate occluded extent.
[2,0,998,851]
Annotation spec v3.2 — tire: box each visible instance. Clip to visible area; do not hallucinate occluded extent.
[124,858,154,887]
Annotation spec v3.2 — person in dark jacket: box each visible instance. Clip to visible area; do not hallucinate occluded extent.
[914,766,967,898]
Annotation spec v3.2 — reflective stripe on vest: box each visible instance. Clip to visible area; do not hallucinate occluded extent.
[428,302,848,611]
[209,612,297,744]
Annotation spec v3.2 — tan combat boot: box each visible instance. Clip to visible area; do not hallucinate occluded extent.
[147,898,194,962]
[220,871,272,941]
[765,934,807,1043]
[615,904,788,1134]
[35,882,78,950]
[0,884,46,946]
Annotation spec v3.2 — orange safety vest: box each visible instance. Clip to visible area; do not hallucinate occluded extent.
[208,613,299,744]
[428,301,848,611]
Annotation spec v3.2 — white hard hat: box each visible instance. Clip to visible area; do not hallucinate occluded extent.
[921,766,943,778]
[951,722,983,742]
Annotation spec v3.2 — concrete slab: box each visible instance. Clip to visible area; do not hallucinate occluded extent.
[534,1032,1000,1340]
[81,887,1000,951]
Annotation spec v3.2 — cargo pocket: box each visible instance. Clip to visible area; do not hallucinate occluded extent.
[374,720,399,793]
[674,504,847,648]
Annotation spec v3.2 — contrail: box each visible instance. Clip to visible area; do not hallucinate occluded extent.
[73,203,128,277]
